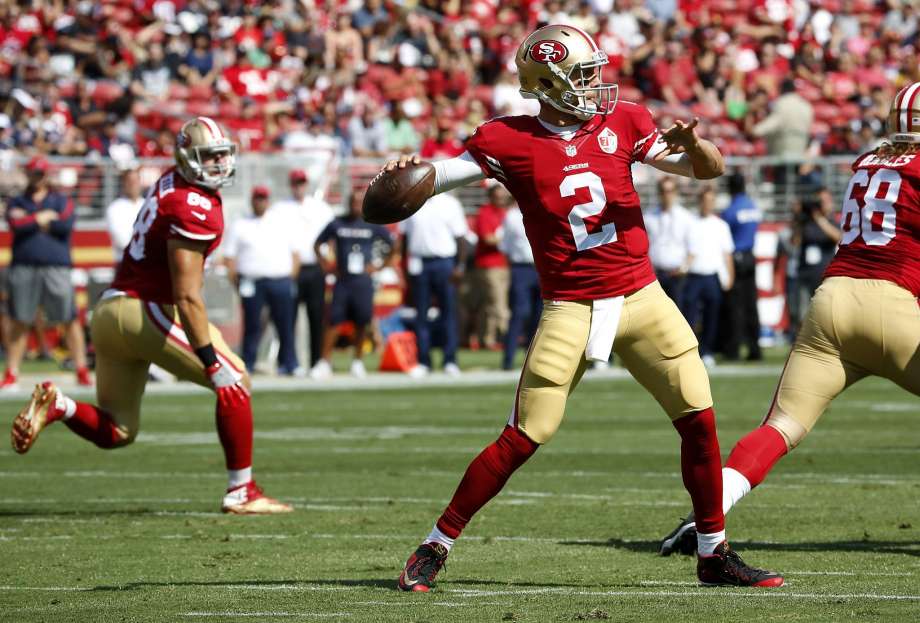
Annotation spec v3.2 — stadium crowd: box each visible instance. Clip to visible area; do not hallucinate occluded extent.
[0,0,917,163]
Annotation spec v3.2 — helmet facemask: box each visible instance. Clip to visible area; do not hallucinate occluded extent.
[180,141,237,189]
[549,54,618,120]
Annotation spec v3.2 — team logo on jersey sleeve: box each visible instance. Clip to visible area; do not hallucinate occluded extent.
[597,127,618,154]
[529,40,568,64]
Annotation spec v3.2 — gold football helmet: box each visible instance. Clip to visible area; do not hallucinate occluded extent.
[888,82,920,143]
[175,116,238,189]
[515,24,617,120]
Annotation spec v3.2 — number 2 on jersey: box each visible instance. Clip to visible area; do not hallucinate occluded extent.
[560,171,617,251]
[840,169,901,247]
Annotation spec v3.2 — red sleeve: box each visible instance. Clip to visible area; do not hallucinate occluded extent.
[630,104,660,163]
[463,122,502,180]
[164,188,222,242]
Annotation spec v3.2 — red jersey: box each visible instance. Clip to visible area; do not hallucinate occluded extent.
[824,150,920,297]
[112,168,224,303]
[473,203,509,269]
[464,102,661,299]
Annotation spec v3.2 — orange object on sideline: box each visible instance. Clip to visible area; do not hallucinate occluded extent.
[379,331,418,372]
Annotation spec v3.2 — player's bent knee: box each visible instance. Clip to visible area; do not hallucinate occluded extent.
[516,385,567,444]
[764,411,806,449]
[665,350,713,418]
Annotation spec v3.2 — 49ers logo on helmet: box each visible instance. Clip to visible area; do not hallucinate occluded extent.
[529,40,568,64]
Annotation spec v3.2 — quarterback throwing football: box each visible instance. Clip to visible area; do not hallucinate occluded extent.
[379,25,782,590]
[661,83,920,555]
[10,117,292,515]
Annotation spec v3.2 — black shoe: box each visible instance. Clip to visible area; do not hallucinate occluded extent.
[697,542,784,587]
[659,512,697,556]
[397,542,448,592]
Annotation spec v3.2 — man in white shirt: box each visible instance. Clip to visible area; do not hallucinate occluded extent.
[680,186,734,368]
[224,186,300,375]
[644,176,694,307]
[270,169,335,369]
[498,204,541,371]
[105,167,145,262]
[399,191,469,377]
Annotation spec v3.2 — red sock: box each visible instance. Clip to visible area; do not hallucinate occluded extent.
[672,408,724,534]
[64,402,127,449]
[436,425,539,539]
[216,395,253,470]
[725,425,788,488]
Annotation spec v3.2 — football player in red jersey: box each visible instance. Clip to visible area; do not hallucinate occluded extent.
[386,25,783,591]
[660,83,920,556]
[10,117,292,515]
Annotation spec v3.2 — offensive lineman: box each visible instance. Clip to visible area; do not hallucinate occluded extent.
[660,83,920,556]
[385,25,783,590]
[10,117,292,515]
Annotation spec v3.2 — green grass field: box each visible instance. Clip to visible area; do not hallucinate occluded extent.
[1,369,918,622]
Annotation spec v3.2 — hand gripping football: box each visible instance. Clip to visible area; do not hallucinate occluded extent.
[363,161,436,224]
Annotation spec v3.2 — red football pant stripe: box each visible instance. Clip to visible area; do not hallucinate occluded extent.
[725,424,788,488]
[672,408,724,534]
[65,402,127,449]
[436,425,539,539]
[216,394,253,470]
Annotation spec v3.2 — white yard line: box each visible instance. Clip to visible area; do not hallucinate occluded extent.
[2,585,918,603]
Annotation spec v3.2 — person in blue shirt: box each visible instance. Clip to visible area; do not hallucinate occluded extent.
[2,156,90,390]
[309,189,394,379]
[720,172,762,361]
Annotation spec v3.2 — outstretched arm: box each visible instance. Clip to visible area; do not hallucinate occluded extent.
[648,118,725,180]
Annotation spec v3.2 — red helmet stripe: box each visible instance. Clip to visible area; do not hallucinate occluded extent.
[198,116,223,140]
[894,86,909,132]
[906,83,920,132]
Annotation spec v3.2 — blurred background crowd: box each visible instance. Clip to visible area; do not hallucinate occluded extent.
[0,0,917,162]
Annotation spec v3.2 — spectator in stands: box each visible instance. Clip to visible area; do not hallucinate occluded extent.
[271,169,335,371]
[400,191,469,378]
[419,119,465,159]
[224,186,299,376]
[499,202,540,371]
[680,186,734,369]
[752,78,814,198]
[652,40,701,105]
[382,101,419,155]
[309,189,393,380]
[130,41,173,102]
[645,176,692,307]
[720,172,762,362]
[472,184,511,352]
[105,166,145,262]
[347,104,388,158]
[1,157,90,390]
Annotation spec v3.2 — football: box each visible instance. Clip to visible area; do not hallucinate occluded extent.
[362,161,436,224]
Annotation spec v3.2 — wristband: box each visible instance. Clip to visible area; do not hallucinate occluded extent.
[195,344,219,368]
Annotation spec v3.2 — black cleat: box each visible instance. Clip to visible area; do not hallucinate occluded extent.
[697,542,784,587]
[397,542,449,592]
[659,512,697,556]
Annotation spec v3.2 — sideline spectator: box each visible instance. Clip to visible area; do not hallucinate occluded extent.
[471,184,511,352]
[720,172,763,362]
[499,203,541,371]
[400,191,469,378]
[1,157,90,390]
[795,186,841,317]
[105,167,145,262]
[680,186,734,369]
[347,104,388,158]
[271,169,335,370]
[751,78,814,199]
[223,186,300,375]
[309,189,393,380]
[382,101,419,155]
[645,176,693,307]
